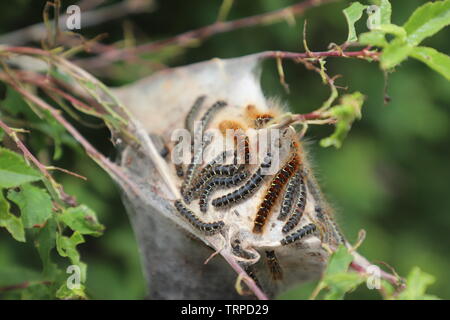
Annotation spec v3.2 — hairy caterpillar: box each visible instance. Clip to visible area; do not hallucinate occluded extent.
[174,200,225,235]
[253,155,300,234]
[199,170,249,212]
[211,154,272,208]
[265,250,283,281]
[277,169,302,221]
[280,223,317,246]
[282,171,307,234]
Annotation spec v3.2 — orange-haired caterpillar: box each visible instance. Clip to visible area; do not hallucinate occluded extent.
[265,250,283,281]
[199,170,249,212]
[253,155,300,234]
[211,154,272,208]
[277,169,302,221]
[280,223,317,245]
[282,171,307,234]
[174,200,224,235]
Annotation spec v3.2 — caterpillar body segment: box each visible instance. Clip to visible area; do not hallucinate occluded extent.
[253,155,300,234]
[280,223,317,246]
[265,250,283,281]
[282,171,307,234]
[211,154,273,208]
[174,200,225,235]
[277,169,302,221]
[199,170,249,212]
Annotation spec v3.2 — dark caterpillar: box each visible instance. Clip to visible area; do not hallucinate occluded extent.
[277,169,302,221]
[181,100,227,196]
[211,154,272,208]
[265,250,283,281]
[174,200,224,235]
[231,239,257,260]
[253,155,300,234]
[199,170,249,212]
[185,95,206,134]
[181,133,213,197]
[280,223,317,246]
[282,172,307,234]
[189,163,243,201]
[183,151,229,202]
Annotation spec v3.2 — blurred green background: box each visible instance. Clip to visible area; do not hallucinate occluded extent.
[0,0,449,299]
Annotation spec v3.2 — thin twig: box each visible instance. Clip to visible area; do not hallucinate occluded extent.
[76,0,339,69]
[0,74,144,201]
[0,0,155,46]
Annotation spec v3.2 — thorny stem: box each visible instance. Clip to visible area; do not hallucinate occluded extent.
[76,0,339,69]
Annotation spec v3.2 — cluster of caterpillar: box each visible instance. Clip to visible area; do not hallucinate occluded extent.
[170,96,343,284]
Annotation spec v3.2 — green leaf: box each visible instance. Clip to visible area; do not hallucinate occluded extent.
[410,46,450,81]
[323,272,365,300]
[377,24,407,39]
[320,92,365,148]
[0,191,25,242]
[56,282,87,300]
[379,0,392,25]
[58,205,105,237]
[1,86,34,117]
[397,267,439,300]
[56,232,87,282]
[359,30,388,47]
[36,217,58,276]
[310,245,364,300]
[7,184,53,228]
[380,39,413,69]
[324,245,355,277]
[343,2,367,42]
[0,148,42,188]
[403,0,450,46]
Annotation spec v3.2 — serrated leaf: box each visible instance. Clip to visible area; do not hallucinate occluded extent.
[58,205,104,237]
[403,0,450,46]
[397,267,438,300]
[380,39,413,69]
[0,191,25,242]
[320,92,365,148]
[7,184,52,228]
[410,46,450,81]
[0,148,42,188]
[56,232,86,282]
[343,2,367,42]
